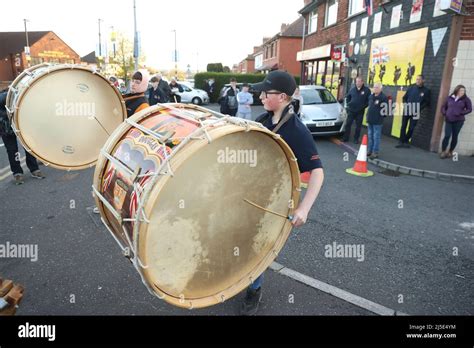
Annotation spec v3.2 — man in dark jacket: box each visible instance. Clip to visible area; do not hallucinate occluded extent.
[169,78,184,103]
[366,83,389,159]
[148,76,167,106]
[0,89,45,185]
[343,77,371,144]
[396,74,431,148]
[156,74,171,103]
[219,78,239,116]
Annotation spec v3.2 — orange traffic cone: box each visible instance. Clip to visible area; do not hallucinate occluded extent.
[300,171,310,188]
[346,134,374,177]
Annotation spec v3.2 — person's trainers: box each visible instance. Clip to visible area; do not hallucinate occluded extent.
[14,174,24,185]
[240,287,262,316]
[31,170,45,179]
[370,153,378,159]
[93,207,100,214]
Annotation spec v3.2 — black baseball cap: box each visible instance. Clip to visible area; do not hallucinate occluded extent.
[252,70,297,96]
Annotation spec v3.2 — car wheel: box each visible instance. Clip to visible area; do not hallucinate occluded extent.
[192,97,202,105]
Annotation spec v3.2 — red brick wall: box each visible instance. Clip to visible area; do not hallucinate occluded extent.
[278,37,303,75]
[30,32,80,63]
[461,0,474,40]
[303,0,350,49]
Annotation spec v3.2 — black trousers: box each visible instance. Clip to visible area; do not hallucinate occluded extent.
[343,111,365,142]
[1,133,39,175]
[399,115,418,144]
[442,120,464,152]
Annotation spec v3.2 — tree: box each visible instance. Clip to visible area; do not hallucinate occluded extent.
[108,32,146,83]
[207,63,224,73]
[223,66,231,73]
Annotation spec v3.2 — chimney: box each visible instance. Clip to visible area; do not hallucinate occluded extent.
[281,23,289,33]
[253,46,261,54]
[304,0,313,5]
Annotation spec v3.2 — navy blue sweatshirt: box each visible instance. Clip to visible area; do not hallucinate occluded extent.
[345,84,371,113]
[402,85,431,116]
[367,92,389,125]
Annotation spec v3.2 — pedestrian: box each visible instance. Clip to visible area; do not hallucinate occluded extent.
[292,87,304,115]
[155,74,172,103]
[343,77,371,144]
[169,78,184,103]
[396,74,431,148]
[366,83,389,159]
[241,70,325,315]
[147,76,167,106]
[0,89,45,185]
[123,69,150,118]
[236,83,253,120]
[219,78,239,116]
[440,85,472,159]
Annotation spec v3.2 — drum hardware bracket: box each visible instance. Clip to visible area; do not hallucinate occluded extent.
[92,185,123,224]
[243,199,293,221]
[126,119,171,145]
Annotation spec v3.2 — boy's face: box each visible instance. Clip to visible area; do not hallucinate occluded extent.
[260,90,286,112]
[243,86,249,92]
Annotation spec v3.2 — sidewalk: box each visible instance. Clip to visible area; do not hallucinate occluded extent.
[336,131,474,183]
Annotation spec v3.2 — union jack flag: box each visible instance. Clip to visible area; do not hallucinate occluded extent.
[363,0,373,16]
[372,46,390,65]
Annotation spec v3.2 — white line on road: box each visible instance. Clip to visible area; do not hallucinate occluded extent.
[0,157,25,175]
[0,162,26,182]
[0,143,4,147]
[270,262,408,316]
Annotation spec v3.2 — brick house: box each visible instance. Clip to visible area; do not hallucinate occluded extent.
[297,0,352,100]
[0,31,80,82]
[340,0,473,154]
[258,17,304,76]
[237,55,255,74]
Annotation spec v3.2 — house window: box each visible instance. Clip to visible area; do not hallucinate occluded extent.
[325,0,338,27]
[308,10,318,34]
[349,0,365,17]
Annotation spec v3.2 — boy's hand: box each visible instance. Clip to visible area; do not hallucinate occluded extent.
[291,206,309,227]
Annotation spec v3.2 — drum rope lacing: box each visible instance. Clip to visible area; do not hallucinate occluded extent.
[95,107,285,305]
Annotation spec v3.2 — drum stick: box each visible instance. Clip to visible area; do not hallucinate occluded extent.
[243,199,293,221]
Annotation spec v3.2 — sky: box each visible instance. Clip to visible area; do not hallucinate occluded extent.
[1,0,304,71]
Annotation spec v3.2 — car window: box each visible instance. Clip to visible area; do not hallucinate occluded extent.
[183,86,192,92]
[301,89,337,104]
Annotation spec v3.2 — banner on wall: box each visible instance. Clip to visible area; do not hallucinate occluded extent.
[367,27,429,87]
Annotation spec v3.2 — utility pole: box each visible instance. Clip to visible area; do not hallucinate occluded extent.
[172,29,177,78]
[24,19,30,68]
[98,18,103,70]
[133,0,139,71]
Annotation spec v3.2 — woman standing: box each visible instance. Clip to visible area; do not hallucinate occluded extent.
[440,85,472,158]
[123,69,150,118]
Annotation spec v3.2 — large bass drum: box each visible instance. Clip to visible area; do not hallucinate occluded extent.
[92,103,301,308]
[6,63,126,170]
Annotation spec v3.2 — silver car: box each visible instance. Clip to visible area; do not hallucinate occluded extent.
[299,85,346,136]
[177,82,209,105]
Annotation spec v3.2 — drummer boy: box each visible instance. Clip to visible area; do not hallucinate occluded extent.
[240,71,325,315]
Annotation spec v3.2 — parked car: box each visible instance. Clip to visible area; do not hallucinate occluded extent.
[176,82,209,105]
[298,85,346,136]
[218,83,263,106]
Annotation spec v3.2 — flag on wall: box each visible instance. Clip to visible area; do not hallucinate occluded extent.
[364,0,374,16]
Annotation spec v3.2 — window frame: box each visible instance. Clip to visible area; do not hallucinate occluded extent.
[324,0,339,28]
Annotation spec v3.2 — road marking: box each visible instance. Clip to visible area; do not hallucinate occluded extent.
[270,261,407,316]
[0,143,4,147]
[0,157,25,175]
[0,162,26,182]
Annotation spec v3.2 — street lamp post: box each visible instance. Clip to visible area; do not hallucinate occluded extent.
[24,19,30,67]
[133,0,139,71]
[98,18,103,70]
[172,29,177,78]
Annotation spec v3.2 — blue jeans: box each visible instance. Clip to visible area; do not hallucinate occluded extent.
[368,124,383,154]
[249,273,264,290]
